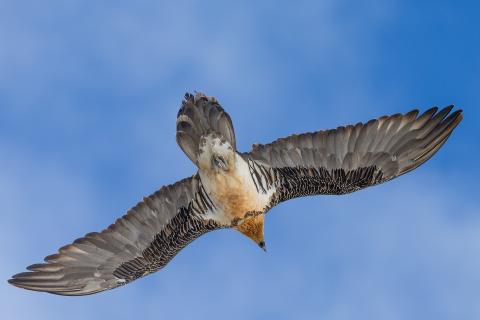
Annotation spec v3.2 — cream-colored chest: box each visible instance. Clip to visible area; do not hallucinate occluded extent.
[199,155,273,222]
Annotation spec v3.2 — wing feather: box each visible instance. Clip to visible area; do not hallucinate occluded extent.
[244,106,462,204]
[9,175,223,296]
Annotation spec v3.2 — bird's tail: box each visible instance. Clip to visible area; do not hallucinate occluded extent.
[176,92,236,165]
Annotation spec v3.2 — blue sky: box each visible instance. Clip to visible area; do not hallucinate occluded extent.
[1,0,479,319]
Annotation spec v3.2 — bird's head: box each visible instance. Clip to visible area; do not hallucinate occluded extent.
[234,214,267,252]
[198,133,236,172]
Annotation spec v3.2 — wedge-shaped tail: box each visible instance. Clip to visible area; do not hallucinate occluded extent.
[176,92,236,165]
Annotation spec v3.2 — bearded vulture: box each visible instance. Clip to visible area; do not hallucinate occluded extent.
[9,93,463,295]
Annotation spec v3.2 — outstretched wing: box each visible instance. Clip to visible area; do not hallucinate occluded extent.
[243,106,462,205]
[9,175,223,296]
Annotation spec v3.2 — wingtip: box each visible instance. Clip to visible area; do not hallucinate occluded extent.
[7,276,27,289]
[435,105,464,116]
[8,271,32,289]
[7,276,31,291]
[445,106,463,123]
[405,109,420,118]
[455,107,464,116]
[443,105,454,113]
[7,272,92,296]
[426,106,439,114]
[452,109,464,125]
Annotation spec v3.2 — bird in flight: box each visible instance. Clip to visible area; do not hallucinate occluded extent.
[9,93,463,295]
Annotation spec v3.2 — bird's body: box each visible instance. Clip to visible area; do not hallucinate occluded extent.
[9,93,463,295]
[197,134,275,226]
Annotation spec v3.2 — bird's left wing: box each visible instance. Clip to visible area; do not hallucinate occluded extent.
[9,175,224,296]
[242,106,462,206]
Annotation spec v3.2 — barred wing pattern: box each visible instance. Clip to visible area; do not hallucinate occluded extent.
[245,106,463,204]
[9,175,222,296]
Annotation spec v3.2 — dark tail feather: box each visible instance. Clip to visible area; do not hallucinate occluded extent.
[176,92,236,165]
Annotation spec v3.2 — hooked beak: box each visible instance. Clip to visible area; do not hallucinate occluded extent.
[258,241,267,252]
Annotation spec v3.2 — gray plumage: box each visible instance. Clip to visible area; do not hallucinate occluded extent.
[244,106,462,204]
[9,93,463,296]
[176,93,237,164]
[9,175,223,295]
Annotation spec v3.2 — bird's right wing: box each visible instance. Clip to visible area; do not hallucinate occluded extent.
[243,106,462,205]
[9,175,225,296]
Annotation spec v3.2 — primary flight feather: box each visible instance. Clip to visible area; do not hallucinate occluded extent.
[9,93,463,295]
